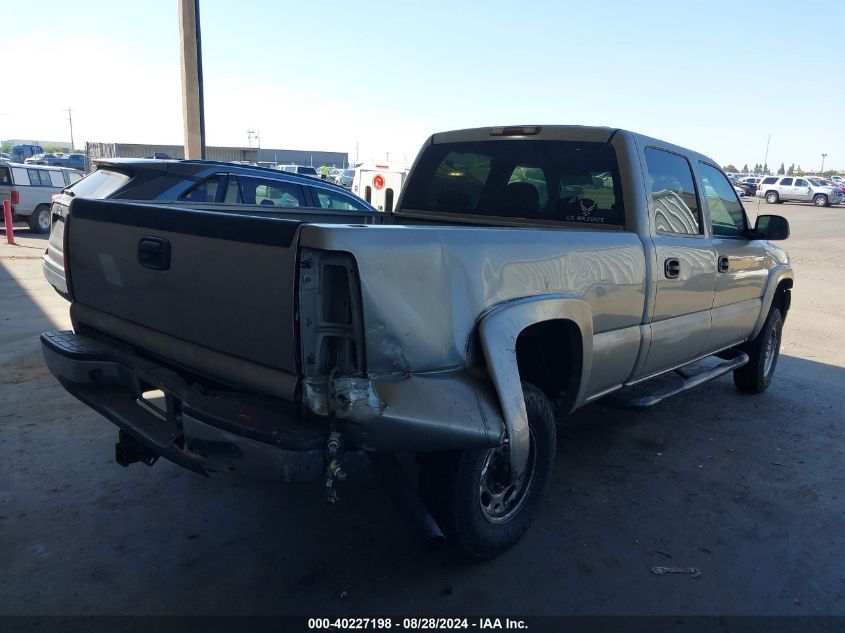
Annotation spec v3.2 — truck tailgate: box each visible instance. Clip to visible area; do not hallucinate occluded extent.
[66,198,305,395]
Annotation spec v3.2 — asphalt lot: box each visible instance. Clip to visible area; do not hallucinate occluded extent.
[1,199,844,617]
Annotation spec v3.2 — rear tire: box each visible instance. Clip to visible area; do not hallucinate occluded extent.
[765,191,779,204]
[418,382,556,559]
[27,205,51,234]
[813,194,828,207]
[733,308,783,393]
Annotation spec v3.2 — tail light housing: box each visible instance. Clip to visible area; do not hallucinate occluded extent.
[10,189,19,205]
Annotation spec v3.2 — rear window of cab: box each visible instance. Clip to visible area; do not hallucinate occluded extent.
[400,140,625,226]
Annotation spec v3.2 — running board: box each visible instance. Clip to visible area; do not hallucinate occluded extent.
[612,351,749,411]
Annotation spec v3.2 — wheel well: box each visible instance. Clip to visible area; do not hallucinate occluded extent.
[773,279,792,321]
[515,319,582,409]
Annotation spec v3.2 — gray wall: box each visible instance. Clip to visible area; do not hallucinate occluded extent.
[257,148,348,167]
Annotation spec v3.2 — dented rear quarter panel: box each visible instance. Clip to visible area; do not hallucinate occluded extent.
[299,224,647,376]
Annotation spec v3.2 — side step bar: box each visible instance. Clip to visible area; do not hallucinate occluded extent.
[613,350,749,411]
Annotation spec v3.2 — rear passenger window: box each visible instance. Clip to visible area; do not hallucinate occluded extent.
[27,170,54,186]
[254,182,305,207]
[315,189,369,211]
[49,171,65,187]
[644,147,701,235]
[779,178,793,186]
[231,176,306,207]
[699,163,747,237]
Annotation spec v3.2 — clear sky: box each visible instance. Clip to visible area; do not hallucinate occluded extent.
[3,0,843,170]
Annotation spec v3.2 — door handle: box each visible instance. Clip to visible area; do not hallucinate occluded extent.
[138,237,171,270]
[718,255,730,273]
[664,258,681,279]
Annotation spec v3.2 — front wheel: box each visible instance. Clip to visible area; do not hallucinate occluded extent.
[734,308,783,393]
[813,194,828,207]
[27,205,51,234]
[765,191,779,204]
[418,383,556,559]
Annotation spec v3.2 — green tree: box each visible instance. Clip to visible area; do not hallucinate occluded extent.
[742,164,749,173]
[795,165,804,176]
[723,164,738,173]
[763,163,769,174]
[777,162,785,175]
[787,164,794,176]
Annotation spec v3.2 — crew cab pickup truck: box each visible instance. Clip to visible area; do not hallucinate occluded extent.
[42,126,793,559]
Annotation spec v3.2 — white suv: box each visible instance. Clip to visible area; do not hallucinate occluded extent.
[756,175,843,206]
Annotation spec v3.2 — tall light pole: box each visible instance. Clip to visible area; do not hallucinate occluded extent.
[66,108,75,150]
[762,134,771,174]
[821,153,827,174]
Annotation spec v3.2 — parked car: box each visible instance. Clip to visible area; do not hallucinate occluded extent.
[11,144,44,163]
[44,153,86,171]
[338,168,355,188]
[739,176,762,196]
[756,175,844,206]
[277,164,319,178]
[42,159,376,297]
[42,125,793,558]
[24,153,48,165]
[0,163,83,232]
[811,177,845,196]
[0,152,12,162]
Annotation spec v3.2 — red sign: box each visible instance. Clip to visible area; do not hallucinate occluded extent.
[372,174,385,190]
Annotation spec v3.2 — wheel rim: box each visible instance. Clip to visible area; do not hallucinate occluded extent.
[767,193,777,203]
[38,208,50,231]
[478,429,538,524]
[763,326,779,377]
[815,196,826,206]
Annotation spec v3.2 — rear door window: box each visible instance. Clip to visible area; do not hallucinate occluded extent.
[779,178,793,186]
[644,147,701,235]
[49,171,65,187]
[314,189,370,211]
[221,175,308,207]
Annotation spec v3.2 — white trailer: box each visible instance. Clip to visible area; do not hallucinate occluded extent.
[351,164,408,212]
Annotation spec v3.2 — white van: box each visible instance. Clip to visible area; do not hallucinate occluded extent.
[0,163,83,233]
[276,164,319,178]
[351,164,408,212]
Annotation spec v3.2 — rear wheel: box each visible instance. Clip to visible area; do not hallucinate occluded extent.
[27,205,51,234]
[813,194,828,207]
[734,308,783,393]
[418,382,556,559]
[765,191,779,204]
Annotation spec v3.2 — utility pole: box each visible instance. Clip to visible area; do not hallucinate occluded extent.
[355,141,359,165]
[821,153,827,174]
[762,134,771,174]
[66,108,75,151]
[178,0,206,159]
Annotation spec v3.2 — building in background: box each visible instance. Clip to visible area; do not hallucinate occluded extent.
[83,142,347,170]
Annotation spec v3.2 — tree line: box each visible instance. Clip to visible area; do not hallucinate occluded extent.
[722,162,840,178]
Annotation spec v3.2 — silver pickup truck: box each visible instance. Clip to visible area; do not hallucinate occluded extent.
[42,125,792,558]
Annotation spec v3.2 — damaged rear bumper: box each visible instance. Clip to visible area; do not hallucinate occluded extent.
[41,330,327,481]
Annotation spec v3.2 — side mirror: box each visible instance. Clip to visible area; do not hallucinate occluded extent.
[753,214,789,240]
